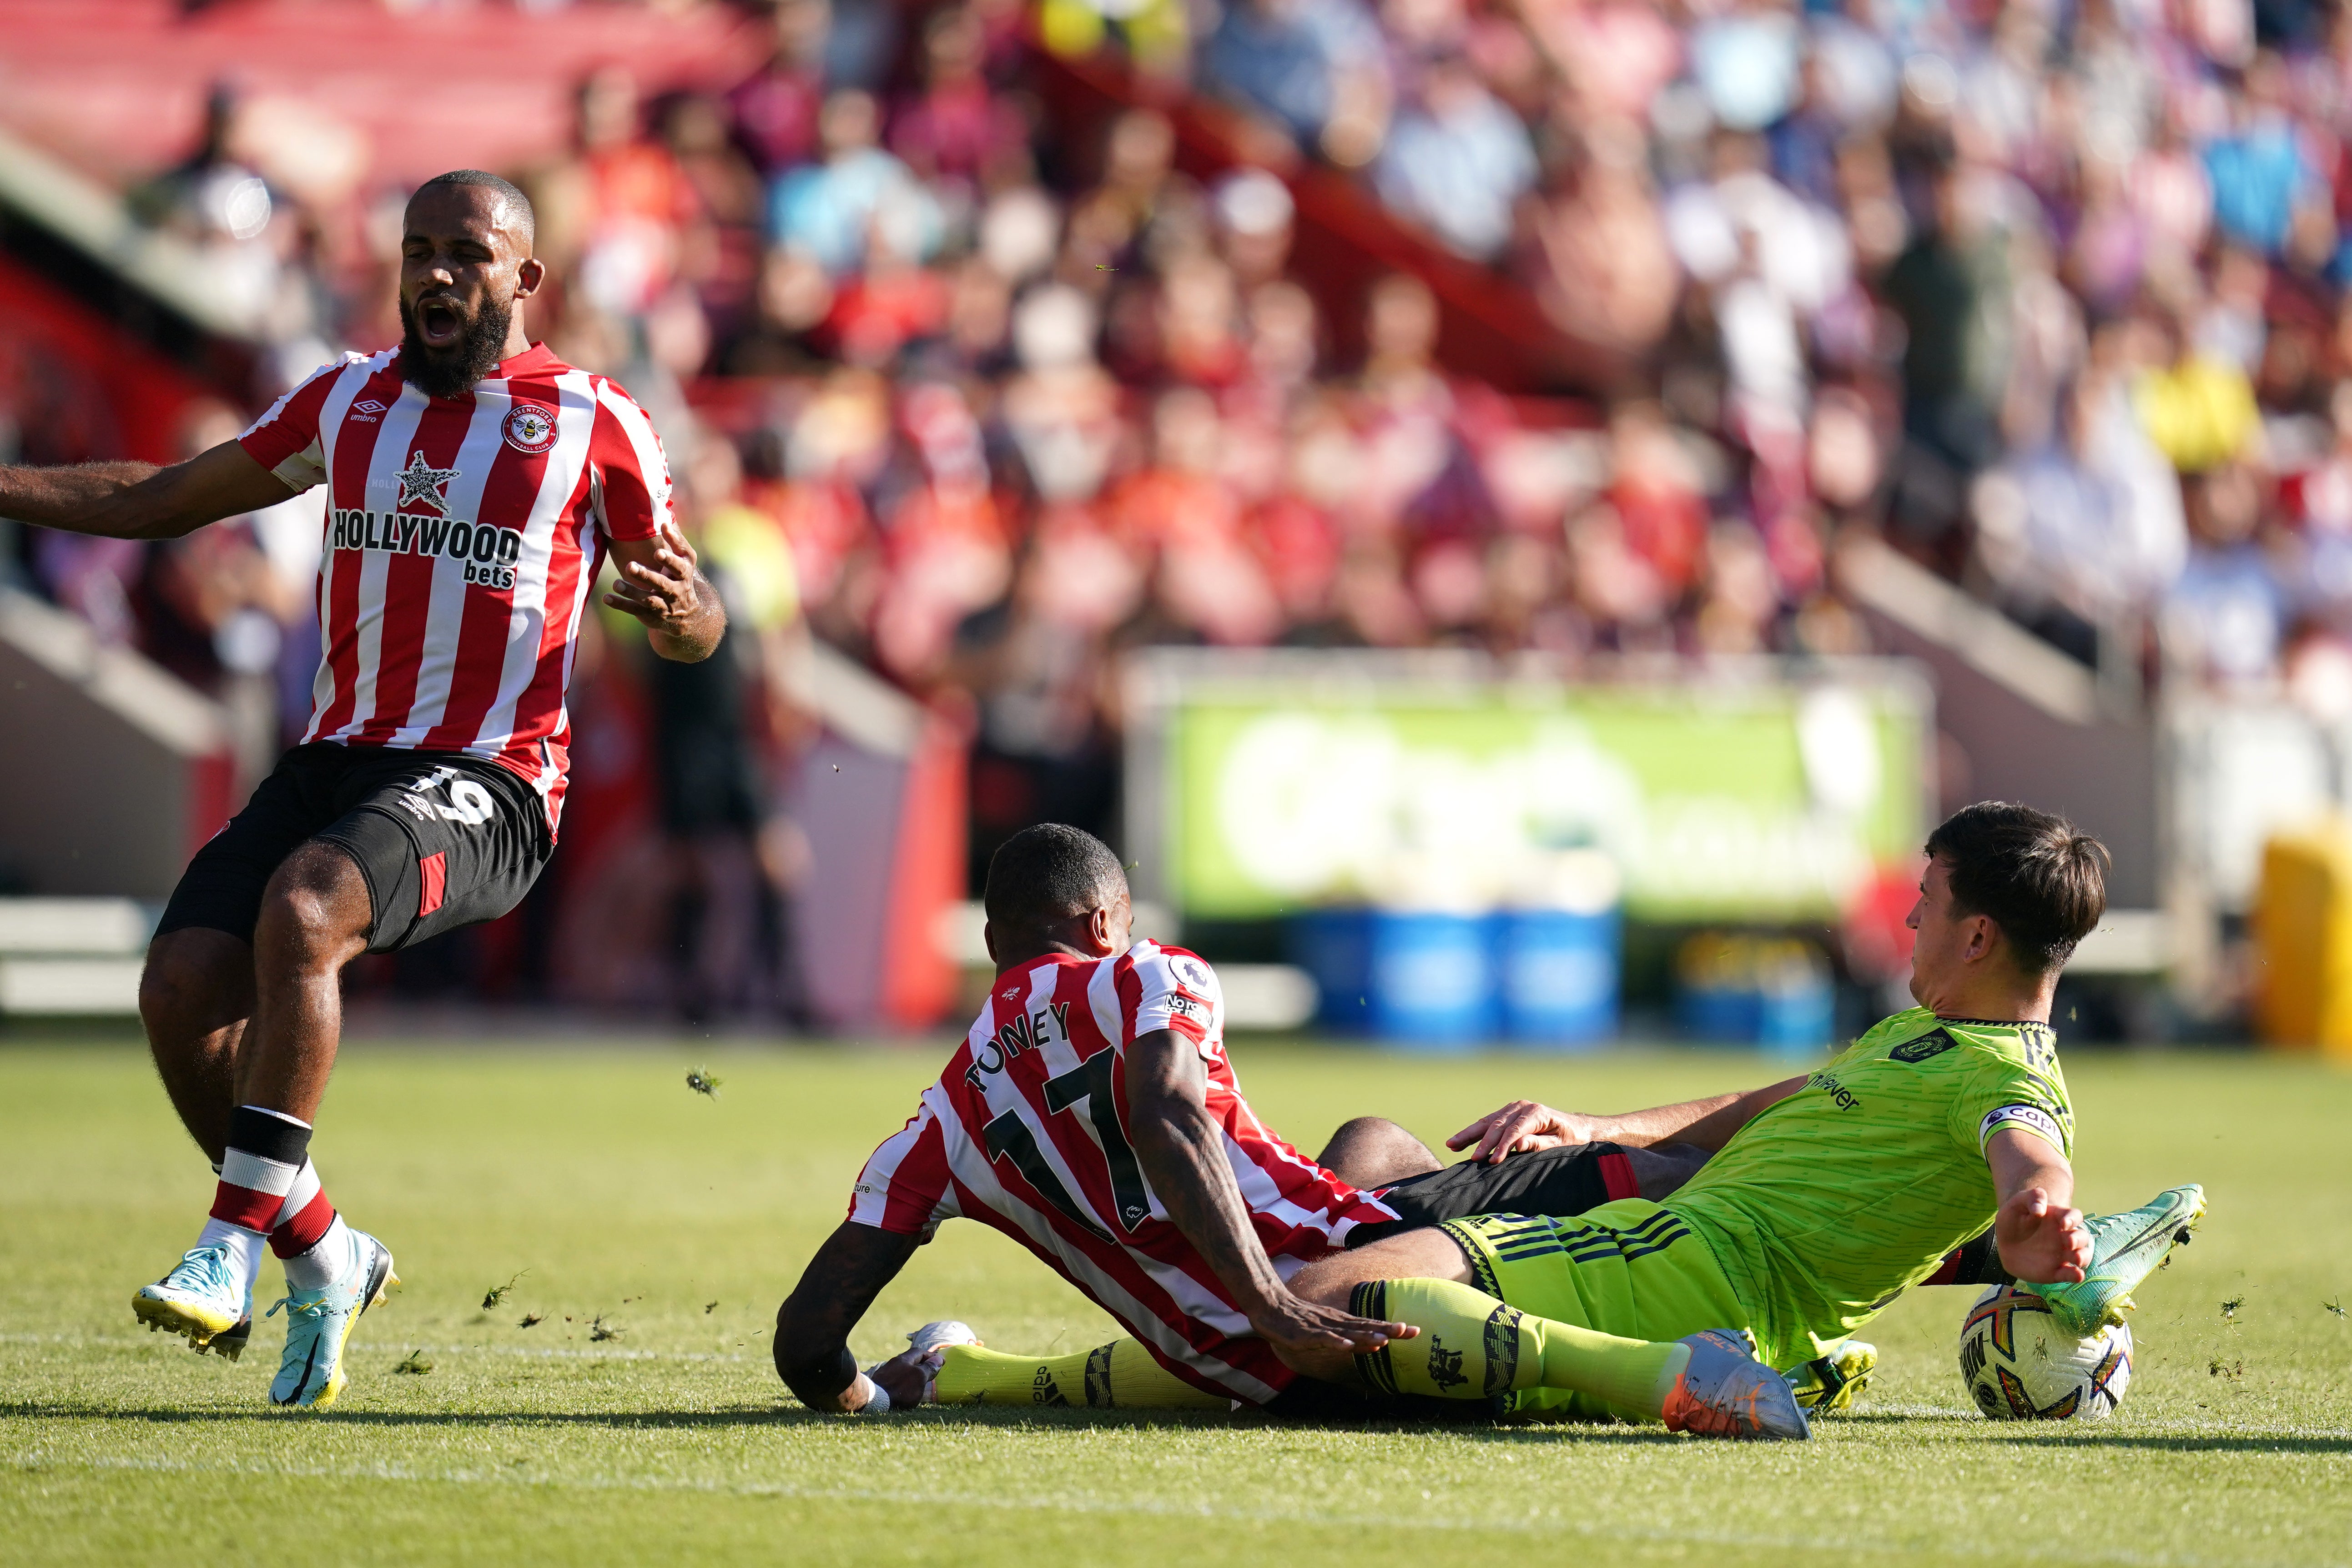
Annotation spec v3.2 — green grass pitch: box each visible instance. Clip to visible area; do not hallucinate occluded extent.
[3,1037,2348,1566]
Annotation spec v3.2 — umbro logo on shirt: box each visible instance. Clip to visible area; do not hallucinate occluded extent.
[349,398,388,423]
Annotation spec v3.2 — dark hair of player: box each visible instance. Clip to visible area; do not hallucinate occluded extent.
[984,824,1128,943]
[409,169,537,251]
[1925,802,2109,976]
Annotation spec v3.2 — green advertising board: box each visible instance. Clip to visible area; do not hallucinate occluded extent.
[1134,655,1930,920]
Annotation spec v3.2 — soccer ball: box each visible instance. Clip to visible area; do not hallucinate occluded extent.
[1957,1284,2132,1421]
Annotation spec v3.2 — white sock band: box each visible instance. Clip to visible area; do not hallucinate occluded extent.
[273,1161,322,1229]
[219,1149,301,1197]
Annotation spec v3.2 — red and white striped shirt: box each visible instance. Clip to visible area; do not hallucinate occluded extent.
[237,343,675,834]
[849,941,1398,1405]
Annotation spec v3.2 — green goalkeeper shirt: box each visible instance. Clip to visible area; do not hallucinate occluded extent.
[1666,1007,2075,1368]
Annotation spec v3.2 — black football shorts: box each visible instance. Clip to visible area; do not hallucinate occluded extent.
[1344,1142,1641,1247]
[158,741,553,954]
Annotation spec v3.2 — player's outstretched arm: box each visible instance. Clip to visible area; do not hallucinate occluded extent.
[605,523,725,662]
[1985,1128,2091,1284]
[0,441,294,541]
[1448,1076,1808,1164]
[774,1220,923,1412]
[1123,1028,1414,1361]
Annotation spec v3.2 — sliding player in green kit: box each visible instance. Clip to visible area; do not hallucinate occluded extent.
[865,803,2204,1438]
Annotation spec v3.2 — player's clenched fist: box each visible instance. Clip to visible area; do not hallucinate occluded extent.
[1991,1185,2091,1284]
[603,520,724,659]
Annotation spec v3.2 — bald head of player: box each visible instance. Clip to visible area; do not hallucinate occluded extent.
[398,170,544,400]
[983,824,1133,971]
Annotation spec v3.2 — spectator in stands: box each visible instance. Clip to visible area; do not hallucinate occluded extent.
[1972,367,2186,659]
[1372,51,1536,261]
[891,5,1032,202]
[1690,0,1803,135]
[2135,304,2265,476]
[1213,169,1296,291]
[1523,119,1677,357]
[730,0,834,177]
[140,403,310,785]
[549,68,699,329]
[1881,151,2011,491]
[2204,51,2320,259]
[770,90,942,280]
[1200,0,1392,167]
[69,0,2352,905]
[2164,460,2289,688]
[660,91,766,347]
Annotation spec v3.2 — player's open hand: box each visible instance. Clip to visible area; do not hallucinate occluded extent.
[603,521,704,637]
[1992,1185,2092,1284]
[1248,1288,1415,1366]
[1447,1101,1597,1165]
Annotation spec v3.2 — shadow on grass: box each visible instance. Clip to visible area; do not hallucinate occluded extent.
[1,1398,1678,1443]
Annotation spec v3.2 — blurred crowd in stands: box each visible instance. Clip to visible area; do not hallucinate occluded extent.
[27,0,2352,838]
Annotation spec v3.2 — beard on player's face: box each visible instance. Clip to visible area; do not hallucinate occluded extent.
[398,288,514,399]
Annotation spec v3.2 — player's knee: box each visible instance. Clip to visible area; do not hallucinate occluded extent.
[771,1296,843,1397]
[771,1300,799,1386]
[257,845,371,965]
[1318,1116,1440,1188]
[139,931,250,1042]
[1326,1115,1403,1149]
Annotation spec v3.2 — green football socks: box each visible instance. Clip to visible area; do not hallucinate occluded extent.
[1351,1277,1688,1420]
[931,1337,1230,1410]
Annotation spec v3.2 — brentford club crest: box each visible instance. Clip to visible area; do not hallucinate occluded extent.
[504,404,557,454]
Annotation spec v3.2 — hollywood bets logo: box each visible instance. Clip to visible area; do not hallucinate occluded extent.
[331,452,521,589]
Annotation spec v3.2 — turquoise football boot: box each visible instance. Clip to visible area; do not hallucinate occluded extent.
[2026,1184,2205,1339]
[133,1242,247,1352]
[268,1230,398,1410]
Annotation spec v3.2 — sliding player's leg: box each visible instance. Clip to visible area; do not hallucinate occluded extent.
[1284,1209,1808,1438]
[873,1143,1738,1419]
[872,1322,1231,1411]
[2028,1184,2206,1336]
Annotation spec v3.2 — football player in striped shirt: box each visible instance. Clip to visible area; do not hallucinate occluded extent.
[855,805,2202,1437]
[771,824,1786,1433]
[0,171,726,1408]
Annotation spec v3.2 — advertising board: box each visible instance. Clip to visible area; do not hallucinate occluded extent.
[1124,651,1932,922]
